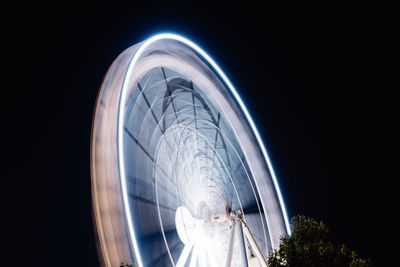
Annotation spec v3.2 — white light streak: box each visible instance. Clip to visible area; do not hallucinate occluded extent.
[118,33,291,267]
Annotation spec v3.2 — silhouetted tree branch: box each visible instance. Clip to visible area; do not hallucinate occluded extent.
[268,215,374,267]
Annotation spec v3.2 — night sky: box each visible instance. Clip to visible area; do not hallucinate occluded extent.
[3,2,393,266]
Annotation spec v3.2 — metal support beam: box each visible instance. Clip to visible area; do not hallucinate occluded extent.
[239,216,269,267]
[235,217,249,267]
[225,220,236,267]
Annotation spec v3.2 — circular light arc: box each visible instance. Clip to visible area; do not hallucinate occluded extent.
[117,33,291,267]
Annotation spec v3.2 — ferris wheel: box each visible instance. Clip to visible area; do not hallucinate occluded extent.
[91,33,290,267]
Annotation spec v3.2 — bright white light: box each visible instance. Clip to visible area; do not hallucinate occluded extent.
[174,205,233,267]
[118,33,292,267]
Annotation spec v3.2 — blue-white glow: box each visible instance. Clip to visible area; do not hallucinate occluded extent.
[118,33,292,267]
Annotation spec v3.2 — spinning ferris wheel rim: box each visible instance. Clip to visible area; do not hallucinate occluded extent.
[118,32,291,243]
[92,32,291,267]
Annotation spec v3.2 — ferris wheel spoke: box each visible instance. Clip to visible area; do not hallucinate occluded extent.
[123,126,155,161]
[189,246,198,267]
[124,126,179,189]
[225,221,236,267]
[161,67,180,126]
[127,192,176,212]
[137,82,165,134]
[176,243,193,267]
[242,203,264,215]
[212,112,220,160]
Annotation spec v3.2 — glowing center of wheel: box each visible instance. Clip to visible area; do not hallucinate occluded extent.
[155,123,232,220]
[175,206,234,266]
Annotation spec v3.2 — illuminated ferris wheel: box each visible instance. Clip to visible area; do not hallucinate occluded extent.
[91,33,290,267]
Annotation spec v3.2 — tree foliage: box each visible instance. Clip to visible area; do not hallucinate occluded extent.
[268,215,374,267]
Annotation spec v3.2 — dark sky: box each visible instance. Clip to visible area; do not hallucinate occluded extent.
[3,1,393,266]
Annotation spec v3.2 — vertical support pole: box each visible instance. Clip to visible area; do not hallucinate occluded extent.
[235,218,249,267]
[225,220,236,267]
[240,218,269,267]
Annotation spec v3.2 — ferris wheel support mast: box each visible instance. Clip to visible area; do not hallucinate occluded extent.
[235,215,249,267]
[230,210,269,267]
